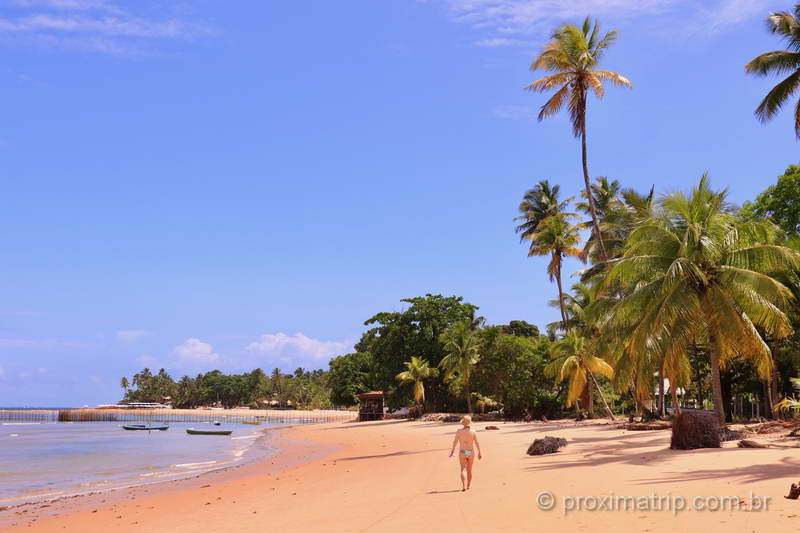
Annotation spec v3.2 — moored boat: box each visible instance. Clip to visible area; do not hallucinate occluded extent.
[122,424,169,431]
[186,428,232,436]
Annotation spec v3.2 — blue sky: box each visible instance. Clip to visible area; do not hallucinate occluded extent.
[0,0,797,406]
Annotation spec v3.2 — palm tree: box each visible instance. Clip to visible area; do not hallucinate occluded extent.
[525,213,586,329]
[745,5,800,137]
[600,174,800,423]
[120,377,130,396]
[526,17,632,260]
[549,283,617,419]
[544,330,615,417]
[439,320,482,413]
[515,180,573,240]
[395,356,438,414]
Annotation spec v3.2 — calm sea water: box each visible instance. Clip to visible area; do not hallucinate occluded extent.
[0,420,287,506]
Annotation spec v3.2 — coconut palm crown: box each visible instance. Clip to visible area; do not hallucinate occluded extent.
[598,174,800,423]
[746,4,800,137]
[526,17,632,259]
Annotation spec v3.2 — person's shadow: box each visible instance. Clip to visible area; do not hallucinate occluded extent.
[426,490,463,494]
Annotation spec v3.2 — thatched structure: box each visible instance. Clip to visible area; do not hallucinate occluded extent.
[357,391,384,421]
[670,410,721,450]
[527,436,567,455]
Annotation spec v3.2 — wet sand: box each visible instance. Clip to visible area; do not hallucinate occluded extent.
[3,418,800,532]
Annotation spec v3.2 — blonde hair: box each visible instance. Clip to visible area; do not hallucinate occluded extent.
[461,415,472,427]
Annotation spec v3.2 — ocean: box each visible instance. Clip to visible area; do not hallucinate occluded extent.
[0,420,288,506]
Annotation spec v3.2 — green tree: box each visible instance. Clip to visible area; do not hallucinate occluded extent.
[502,320,540,337]
[600,175,800,423]
[473,328,555,417]
[741,165,800,235]
[356,294,478,409]
[745,5,800,137]
[526,17,632,259]
[328,352,374,405]
[515,180,573,240]
[525,213,586,329]
[395,356,439,413]
[439,320,482,413]
[545,330,614,415]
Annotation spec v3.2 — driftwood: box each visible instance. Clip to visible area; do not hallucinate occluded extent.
[738,439,769,448]
[527,436,567,456]
[670,410,721,450]
[785,481,800,500]
[719,428,747,442]
[485,425,500,430]
[625,421,672,431]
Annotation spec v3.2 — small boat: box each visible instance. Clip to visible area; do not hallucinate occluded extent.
[242,421,260,425]
[212,421,221,426]
[122,424,169,431]
[186,428,232,436]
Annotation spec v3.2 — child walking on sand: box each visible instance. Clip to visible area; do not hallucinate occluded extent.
[448,415,482,491]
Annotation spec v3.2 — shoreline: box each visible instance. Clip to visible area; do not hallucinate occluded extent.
[0,424,339,530]
[5,418,800,532]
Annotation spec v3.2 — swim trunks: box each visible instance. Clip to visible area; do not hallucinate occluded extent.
[460,449,472,457]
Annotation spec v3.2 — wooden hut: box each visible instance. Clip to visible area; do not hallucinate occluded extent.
[357,391,385,421]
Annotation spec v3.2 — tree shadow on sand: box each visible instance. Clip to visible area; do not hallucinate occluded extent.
[631,455,800,485]
[523,434,676,471]
[335,448,447,461]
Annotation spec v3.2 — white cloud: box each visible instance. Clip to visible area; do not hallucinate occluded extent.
[474,37,516,47]
[172,338,219,363]
[11,0,119,11]
[0,0,211,56]
[116,330,153,343]
[246,333,353,362]
[438,0,770,43]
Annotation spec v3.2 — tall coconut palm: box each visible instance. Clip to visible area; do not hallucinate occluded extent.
[525,213,586,329]
[745,5,800,137]
[600,174,800,423]
[439,320,482,413]
[526,17,632,260]
[515,180,573,241]
[544,330,615,417]
[395,356,438,414]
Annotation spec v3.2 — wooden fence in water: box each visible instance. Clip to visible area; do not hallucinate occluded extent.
[0,407,356,425]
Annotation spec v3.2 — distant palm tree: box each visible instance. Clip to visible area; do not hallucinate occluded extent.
[544,330,614,417]
[439,321,482,413]
[746,5,800,137]
[600,174,800,423]
[515,180,573,241]
[526,17,632,260]
[395,356,438,413]
[120,377,130,393]
[549,283,616,419]
[525,213,586,329]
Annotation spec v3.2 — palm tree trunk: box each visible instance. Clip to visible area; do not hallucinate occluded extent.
[555,258,568,330]
[586,379,595,418]
[580,117,607,261]
[586,369,615,420]
[708,334,726,425]
[658,369,665,417]
[769,343,780,419]
[465,378,472,414]
[670,385,681,415]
